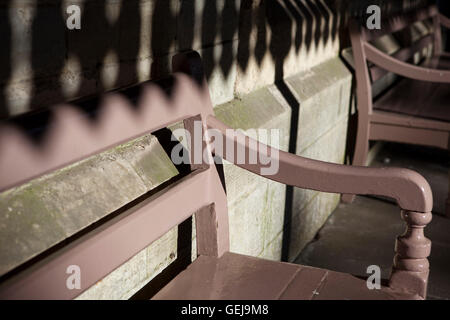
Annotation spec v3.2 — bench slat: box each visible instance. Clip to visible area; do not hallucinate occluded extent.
[371,110,450,131]
[0,74,210,192]
[370,34,433,82]
[364,42,450,83]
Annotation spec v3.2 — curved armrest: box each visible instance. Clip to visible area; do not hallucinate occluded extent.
[207,115,433,213]
[364,42,450,83]
[439,13,450,29]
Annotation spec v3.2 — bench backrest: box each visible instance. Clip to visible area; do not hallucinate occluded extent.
[0,52,230,299]
[350,5,442,112]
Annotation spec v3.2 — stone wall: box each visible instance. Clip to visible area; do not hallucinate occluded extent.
[0,0,433,299]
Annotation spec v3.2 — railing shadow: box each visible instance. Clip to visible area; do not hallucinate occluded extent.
[2,0,426,119]
[0,0,440,297]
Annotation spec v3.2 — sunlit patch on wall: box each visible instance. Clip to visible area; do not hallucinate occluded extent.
[6,0,37,115]
[100,50,119,90]
[60,54,82,98]
[105,0,122,26]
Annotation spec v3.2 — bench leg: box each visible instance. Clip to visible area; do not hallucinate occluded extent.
[390,210,432,299]
[342,114,370,204]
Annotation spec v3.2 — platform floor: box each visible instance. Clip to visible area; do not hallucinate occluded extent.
[295,143,450,300]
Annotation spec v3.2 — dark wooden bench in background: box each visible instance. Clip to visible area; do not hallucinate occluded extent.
[343,5,450,217]
[0,52,433,300]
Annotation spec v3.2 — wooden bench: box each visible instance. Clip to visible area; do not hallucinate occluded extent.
[0,52,433,300]
[343,5,450,217]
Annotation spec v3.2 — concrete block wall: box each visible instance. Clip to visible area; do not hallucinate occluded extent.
[0,0,431,299]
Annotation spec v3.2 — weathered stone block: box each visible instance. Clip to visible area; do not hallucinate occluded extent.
[285,58,351,153]
[228,180,272,257]
[227,176,286,258]
[285,57,351,102]
[214,85,291,203]
[261,230,283,261]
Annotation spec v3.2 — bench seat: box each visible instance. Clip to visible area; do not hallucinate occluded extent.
[374,78,450,122]
[152,252,418,300]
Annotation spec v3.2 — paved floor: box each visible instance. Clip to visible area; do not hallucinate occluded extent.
[295,143,450,300]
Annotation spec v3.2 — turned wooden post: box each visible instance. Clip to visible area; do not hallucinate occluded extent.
[390,210,432,299]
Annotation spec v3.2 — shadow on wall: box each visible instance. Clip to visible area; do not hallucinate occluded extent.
[438,0,450,50]
[0,0,435,119]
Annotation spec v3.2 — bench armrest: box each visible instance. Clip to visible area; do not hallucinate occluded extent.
[207,115,432,212]
[364,42,450,83]
[439,13,450,29]
[207,115,432,298]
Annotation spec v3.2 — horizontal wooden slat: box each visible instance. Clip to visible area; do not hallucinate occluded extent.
[371,110,450,131]
[370,122,449,149]
[364,42,450,83]
[370,34,433,82]
[0,73,212,192]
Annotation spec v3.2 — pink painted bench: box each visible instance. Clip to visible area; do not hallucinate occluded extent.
[0,52,433,300]
[344,5,450,217]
